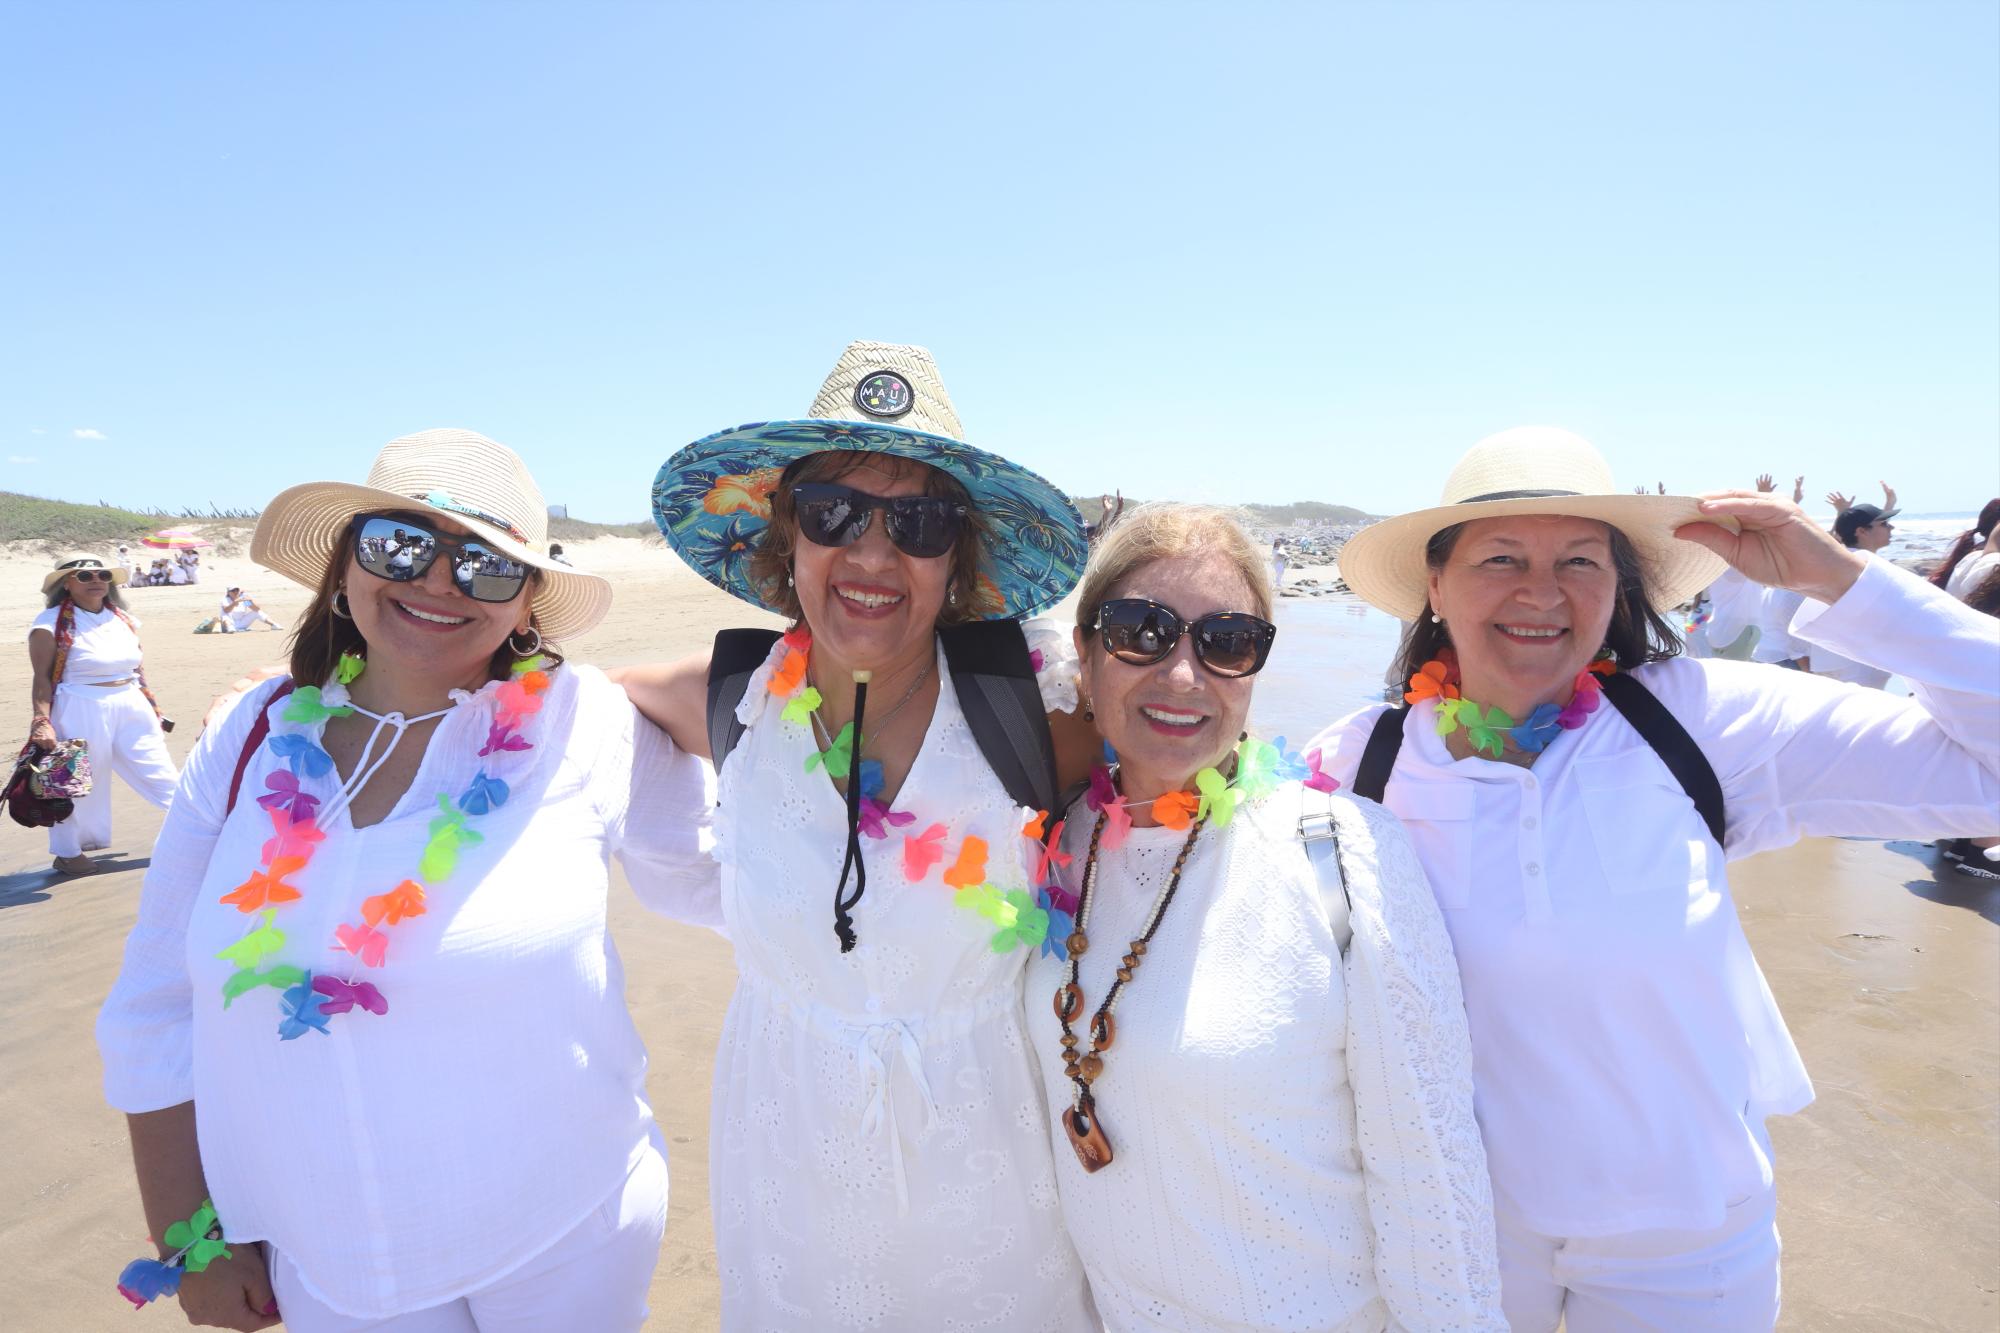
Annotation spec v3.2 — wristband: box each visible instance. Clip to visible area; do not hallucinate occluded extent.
[115,1198,231,1308]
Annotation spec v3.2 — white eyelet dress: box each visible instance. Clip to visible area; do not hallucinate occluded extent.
[708,638,1095,1331]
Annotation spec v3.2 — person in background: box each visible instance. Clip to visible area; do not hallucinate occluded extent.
[1317,426,2000,1331]
[1930,498,2000,602]
[1270,535,1289,592]
[547,542,572,566]
[27,554,179,875]
[1811,505,1904,689]
[219,587,284,633]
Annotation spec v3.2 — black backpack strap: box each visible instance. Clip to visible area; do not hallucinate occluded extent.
[1599,672,1727,846]
[706,628,783,774]
[1350,706,1408,804]
[939,620,1059,814]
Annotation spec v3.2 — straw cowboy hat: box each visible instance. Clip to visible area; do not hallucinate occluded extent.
[651,340,1087,619]
[42,553,128,596]
[251,428,611,642]
[1338,426,1731,620]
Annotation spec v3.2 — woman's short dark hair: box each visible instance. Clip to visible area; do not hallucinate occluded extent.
[1387,520,1684,690]
[747,451,989,626]
[284,516,558,686]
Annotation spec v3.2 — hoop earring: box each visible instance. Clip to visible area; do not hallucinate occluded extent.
[509,626,543,657]
[331,589,353,620]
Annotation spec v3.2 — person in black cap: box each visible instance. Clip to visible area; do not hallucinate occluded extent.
[1834,502,1899,553]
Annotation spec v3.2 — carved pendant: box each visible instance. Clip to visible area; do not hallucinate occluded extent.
[1064,1103,1114,1173]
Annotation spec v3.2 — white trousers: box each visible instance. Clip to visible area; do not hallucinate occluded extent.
[268,1144,668,1332]
[1496,1185,1781,1331]
[47,682,178,858]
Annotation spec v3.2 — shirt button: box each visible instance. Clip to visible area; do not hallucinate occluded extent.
[1522,816,1538,831]
[1525,862,1541,876]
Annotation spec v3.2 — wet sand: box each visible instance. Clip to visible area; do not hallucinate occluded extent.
[1,545,1995,1329]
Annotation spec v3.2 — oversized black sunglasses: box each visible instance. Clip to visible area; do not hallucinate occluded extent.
[350,513,532,604]
[790,482,967,560]
[1089,597,1278,678]
[66,568,114,583]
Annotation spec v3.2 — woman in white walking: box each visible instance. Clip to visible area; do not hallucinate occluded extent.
[27,553,179,875]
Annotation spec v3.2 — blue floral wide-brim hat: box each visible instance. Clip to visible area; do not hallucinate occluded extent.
[651,341,1087,620]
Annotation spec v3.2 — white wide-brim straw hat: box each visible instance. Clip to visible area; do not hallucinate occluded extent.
[251,428,612,642]
[1338,426,1732,621]
[43,553,129,595]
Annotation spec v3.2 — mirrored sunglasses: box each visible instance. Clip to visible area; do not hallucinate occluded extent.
[790,482,966,560]
[350,513,531,604]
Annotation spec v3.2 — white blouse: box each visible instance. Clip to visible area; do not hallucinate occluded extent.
[1024,789,1504,1332]
[706,637,1094,1331]
[96,666,719,1318]
[1947,548,2000,601]
[30,603,144,683]
[1311,558,2000,1237]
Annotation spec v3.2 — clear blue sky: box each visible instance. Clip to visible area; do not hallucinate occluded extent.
[4,1,1995,522]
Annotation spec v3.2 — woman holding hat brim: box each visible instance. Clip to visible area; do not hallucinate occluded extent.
[1309,426,2000,1329]
[617,342,1099,1329]
[97,429,719,1331]
[28,554,179,875]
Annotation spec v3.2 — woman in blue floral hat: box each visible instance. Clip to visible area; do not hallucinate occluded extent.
[618,341,1100,1330]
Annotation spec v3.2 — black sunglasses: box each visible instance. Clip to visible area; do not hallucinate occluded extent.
[1089,597,1277,678]
[350,513,532,604]
[66,568,114,583]
[791,482,967,560]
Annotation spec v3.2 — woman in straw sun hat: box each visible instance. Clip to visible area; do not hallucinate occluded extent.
[616,341,1099,1329]
[1309,426,2000,1330]
[97,429,719,1332]
[27,553,180,874]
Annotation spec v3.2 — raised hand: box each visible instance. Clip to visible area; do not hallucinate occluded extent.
[1880,480,1899,511]
[1755,473,1776,493]
[1792,475,1805,504]
[1825,489,1853,515]
[1677,491,1867,604]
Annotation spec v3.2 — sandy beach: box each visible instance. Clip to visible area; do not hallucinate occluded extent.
[2,536,1995,1330]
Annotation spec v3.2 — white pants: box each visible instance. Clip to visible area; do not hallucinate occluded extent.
[268,1144,668,1332]
[1497,1185,1781,1331]
[47,682,177,858]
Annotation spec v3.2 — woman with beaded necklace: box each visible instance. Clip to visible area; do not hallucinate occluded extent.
[621,341,1099,1330]
[1314,426,2000,1330]
[1025,503,1504,1331]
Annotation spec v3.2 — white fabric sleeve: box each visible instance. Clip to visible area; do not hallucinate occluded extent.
[96,676,289,1113]
[1641,560,2000,858]
[1022,618,1081,716]
[581,668,723,928]
[1335,796,1507,1332]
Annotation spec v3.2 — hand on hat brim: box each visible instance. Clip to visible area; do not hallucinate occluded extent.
[1676,490,1867,606]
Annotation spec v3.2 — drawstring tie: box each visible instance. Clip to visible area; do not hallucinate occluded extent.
[855,1018,938,1217]
[315,701,451,827]
[832,670,871,952]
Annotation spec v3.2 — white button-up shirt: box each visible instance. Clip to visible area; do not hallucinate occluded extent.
[97,666,719,1318]
[1313,559,2000,1237]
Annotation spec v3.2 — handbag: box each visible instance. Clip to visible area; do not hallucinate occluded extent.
[3,742,78,828]
[27,738,92,800]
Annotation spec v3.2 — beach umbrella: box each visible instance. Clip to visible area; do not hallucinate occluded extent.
[141,527,211,549]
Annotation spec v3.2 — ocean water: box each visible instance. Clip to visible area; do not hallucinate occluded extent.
[1247,512,1983,742]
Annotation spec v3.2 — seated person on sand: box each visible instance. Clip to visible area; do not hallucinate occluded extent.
[218,587,283,633]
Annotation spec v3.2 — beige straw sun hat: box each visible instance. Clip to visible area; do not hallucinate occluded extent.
[1337,426,1731,621]
[42,553,128,596]
[251,428,611,642]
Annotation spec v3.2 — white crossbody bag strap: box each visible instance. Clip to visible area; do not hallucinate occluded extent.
[1297,786,1353,955]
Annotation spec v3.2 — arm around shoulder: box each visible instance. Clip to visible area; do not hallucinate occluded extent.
[605,651,713,759]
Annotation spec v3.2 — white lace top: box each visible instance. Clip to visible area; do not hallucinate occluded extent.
[707,637,1094,1331]
[1025,786,1504,1332]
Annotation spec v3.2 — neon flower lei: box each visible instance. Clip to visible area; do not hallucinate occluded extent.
[214,651,553,1040]
[1407,654,1616,758]
[114,1198,229,1308]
